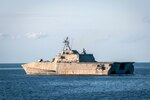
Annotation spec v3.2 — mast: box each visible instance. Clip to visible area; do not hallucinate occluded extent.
[63,37,71,50]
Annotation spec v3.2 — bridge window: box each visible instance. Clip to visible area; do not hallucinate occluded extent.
[66,52,69,54]
[60,56,65,59]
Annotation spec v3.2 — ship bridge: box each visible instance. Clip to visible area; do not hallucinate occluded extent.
[52,37,96,63]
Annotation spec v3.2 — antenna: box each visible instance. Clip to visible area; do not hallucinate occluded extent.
[63,37,71,50]
[82,48,86,54]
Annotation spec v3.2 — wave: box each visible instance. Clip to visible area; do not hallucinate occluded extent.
[0,68,23,70]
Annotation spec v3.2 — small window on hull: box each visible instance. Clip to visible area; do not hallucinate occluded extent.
[96,64,105,70]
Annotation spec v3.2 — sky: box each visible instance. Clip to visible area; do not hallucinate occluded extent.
[0,0,150,63]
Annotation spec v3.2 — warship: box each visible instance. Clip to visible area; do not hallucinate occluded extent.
[22,37,134,75]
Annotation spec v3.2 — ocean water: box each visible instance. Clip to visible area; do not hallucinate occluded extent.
[0,63,150,100]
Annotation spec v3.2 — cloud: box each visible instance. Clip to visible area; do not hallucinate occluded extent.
[11,35,21,40]
[114,32,150,44]
[143,16,150,24]
[0,32,48,40]
[25,32,48,39]
[0,33,9,39]
[0,33,22,40]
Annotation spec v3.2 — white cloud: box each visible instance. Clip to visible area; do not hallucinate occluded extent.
[0,33,48,40]
[0,33,22,40]
[0,33,9,39]
[11,35,21,40]
[143,16,150,24]
[25,32,48,39]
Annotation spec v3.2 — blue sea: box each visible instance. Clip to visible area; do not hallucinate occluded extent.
[0,63,150,100]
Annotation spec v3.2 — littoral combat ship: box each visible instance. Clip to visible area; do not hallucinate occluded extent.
[22,37,134,75]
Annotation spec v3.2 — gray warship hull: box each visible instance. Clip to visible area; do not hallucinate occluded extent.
[22,62,134,75]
